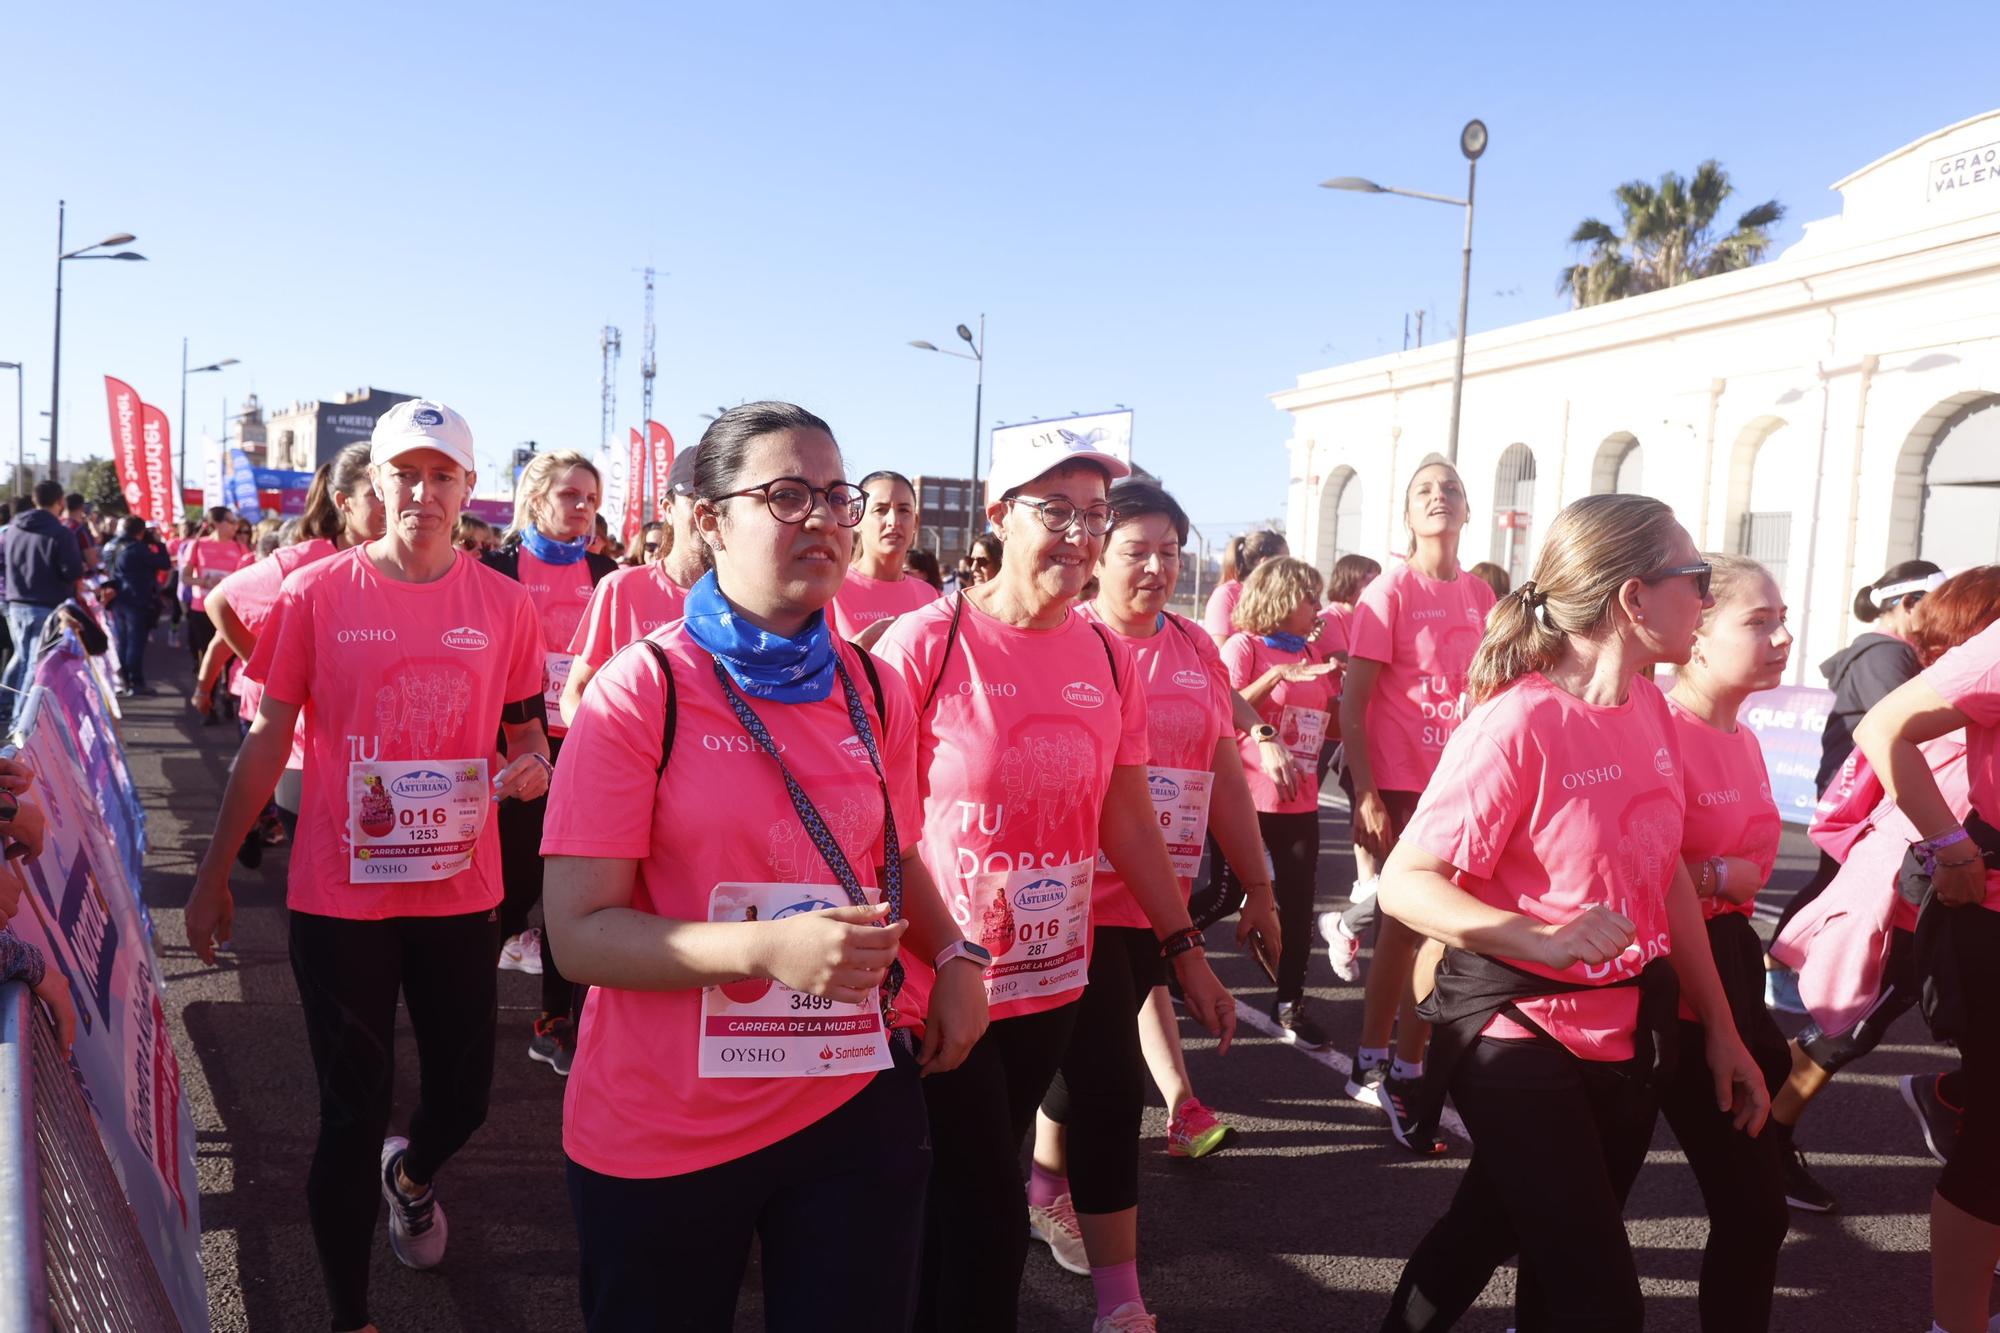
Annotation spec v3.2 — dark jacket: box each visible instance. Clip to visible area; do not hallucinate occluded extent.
[109,538,173,608]
[1814,632,1922,795]
[3,508,83,608]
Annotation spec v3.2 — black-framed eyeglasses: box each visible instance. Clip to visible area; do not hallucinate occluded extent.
[713,477,866,527]
[1008,495,1114,537]
[1644,561,1713,600]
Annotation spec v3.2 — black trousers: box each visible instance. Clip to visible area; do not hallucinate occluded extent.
[915,1002,1078,1332]
[497,732,578,1019]
[1935,903,2000,1224]
[187,610,223,708]
[567,1050,930,1332]
[1041,926,1162,1214]
[1188,809,1319,1001]
[288,908,500,1332]
[1382,1037,1658,1332]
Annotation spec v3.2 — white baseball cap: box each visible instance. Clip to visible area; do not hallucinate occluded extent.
[985,426,1130,508]
[371,399,476,473]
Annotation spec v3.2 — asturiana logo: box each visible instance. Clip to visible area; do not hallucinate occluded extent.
[772,896,840,919]
[389,769,455,800]
[1652,746,1675,777]
[1014,877,1069,911]
[1172,669,1207,690]
[1062,681,1104,709]
[441,626,489,651]
[1148,773,1182,802]
[838,734,871,763]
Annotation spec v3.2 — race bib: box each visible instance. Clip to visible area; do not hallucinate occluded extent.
[348,758,490,885]
[1279,705,1329,767]
[543,651,576,717]
[700,882,892,1079]
[964,860,1093,1007]
[1094,766,1213,881]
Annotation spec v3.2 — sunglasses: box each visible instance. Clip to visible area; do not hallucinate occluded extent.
[1643,561,1713,600]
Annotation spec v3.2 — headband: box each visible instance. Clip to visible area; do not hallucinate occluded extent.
[1873,572,1944,607]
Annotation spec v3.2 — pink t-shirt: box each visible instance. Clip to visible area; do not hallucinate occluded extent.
[875,595,1149,1023]
[1349,562,1495,792]
[247,547,543,921]
[1222,632,1336,816]
[1080,606,1234,928]
[541,625,921,1179]
[184,538,251,614]
[1403,673,1684,1061]
[1667,694,1782,922]
[215,538,338,756]
[830,568,938,642]
[515,549,597,738]
[566,563,690,671]
[1920,618,2000,912]
[1201,580,1242,641]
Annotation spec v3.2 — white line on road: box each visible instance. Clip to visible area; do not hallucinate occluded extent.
[1232,998,1470,1142]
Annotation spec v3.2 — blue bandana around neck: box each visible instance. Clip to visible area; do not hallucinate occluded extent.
[519,525,591,566]
[1261,632,1309,654]
[682,571,837,703]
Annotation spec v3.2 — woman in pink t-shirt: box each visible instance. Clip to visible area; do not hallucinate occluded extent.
[829,469,938,647]
[540,402,986,1332]
[1661,554,1794,1330]
[183,400,553,1333]
[875,438,1235,1333]
[1376,494,1768,1332]
[1854,594,2000,1333]
[1200,527,1286,647]
[182,506,250,717]
[1337,455,1495,1150]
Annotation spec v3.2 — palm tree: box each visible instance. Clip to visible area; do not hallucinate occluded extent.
[1560,160,1784,308]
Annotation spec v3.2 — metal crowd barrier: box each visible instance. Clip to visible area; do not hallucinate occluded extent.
[0,981,183,1332]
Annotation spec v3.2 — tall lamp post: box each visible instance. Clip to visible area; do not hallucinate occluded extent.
[179,341,239,485]
[0,362,22,500]
[49,201,146,482]
[908,314,985,555]
[1322,119,1487,464]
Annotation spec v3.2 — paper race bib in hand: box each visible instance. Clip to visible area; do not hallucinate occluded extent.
[964,860,1093,1008]
[1279,705,1329,767]
[1094,766,1213,881]
[700,882,892,1079]
[348,758,490,884]
[543,651,576,716]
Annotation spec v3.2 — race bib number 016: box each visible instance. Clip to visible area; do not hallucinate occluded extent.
[700,882,891,1079]
[966,861,1093,1008]
[1279,705,1329,767]
[544,651,576,718]
[1094,766,1213,881]
[349,758,490,884]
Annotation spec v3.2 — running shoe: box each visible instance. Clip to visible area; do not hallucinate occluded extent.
[1027,1192,1090,1275]
[1765,966,1807,1016]
[256,813,288,846]
[499,928,545,976]
[1345,1056,1387,1109]
[1166,1097,1235,1159]
[1272,999,1331,1051]
[1318,910,1361,983]
[528,1015,575,1076]
[1780,1140,1837,1213]
[1899,1072,1961,1166]
[1381,1074,1448,1155]
[1093,1302,1158,1332]
[380,1137,449,1269]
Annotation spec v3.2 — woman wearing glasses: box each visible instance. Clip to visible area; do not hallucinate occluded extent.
[875,436,1236,1333]
[830,469,938,647]
[1375,495,1768,1332]
[542,403,986,1331]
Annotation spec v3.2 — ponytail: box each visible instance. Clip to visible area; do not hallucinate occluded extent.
[296,462,342,542]
[1222,533,1247,583]
[1853,558,1942,623]
[1467,587,1570,704]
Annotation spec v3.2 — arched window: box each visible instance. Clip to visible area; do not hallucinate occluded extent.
[1918,396,2000,567]
[1737,424,1797,592]
[1491,444,1537,584]
[1592,433,1642,494]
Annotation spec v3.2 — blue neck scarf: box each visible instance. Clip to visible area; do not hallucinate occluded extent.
[519,525,591,566]
[1261,632,1308,654]
[682,571,837,703]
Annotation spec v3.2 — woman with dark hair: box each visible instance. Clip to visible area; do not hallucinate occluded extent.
[1376,493,1767,1332]
[831,469,937,646]
[107,514,171,696]
[182,505,248,720]
[965,531,1004,587]
[541,402,984,1331]
[1202,528,1288,647]
[907,547,945,591]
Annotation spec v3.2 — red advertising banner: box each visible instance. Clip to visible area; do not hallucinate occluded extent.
[104,376,146,514]
[138,403,178,531]
[647,420,674,523]
[624,427,646,548]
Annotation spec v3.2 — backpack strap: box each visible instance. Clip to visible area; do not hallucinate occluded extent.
[1085,619,1121,692]
[638,640,679,778]
[854,644,886,722]
[920,593,968,714]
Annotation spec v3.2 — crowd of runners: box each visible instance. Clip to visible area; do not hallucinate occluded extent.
[0,394,1990,1331]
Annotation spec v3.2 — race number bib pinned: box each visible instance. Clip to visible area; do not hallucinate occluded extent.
[544,651,576,717]
[348,758,491,884]
[700,882,892,1079]
[1096,767,1213,880]
[1279,705,1329,767]
[963,860,1093,1007]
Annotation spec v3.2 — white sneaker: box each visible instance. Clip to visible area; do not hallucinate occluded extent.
[1094,1302,1158,1332]
[380,1137,448,1269]
[1348,875,1378,906]
[1027,1192,1089,1275]
[1319,911,1361,982]
[498,927,544,975]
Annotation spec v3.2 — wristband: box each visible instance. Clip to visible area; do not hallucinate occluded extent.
[1158,927,1205,961]
[1712,857,1728,899]
[1915,826,1971,875]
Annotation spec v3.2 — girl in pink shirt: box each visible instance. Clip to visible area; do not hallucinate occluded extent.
[1199,528,1287,647]
[182,507,250,716]
[1661,555,1794,1330]
[538,402,985,1333]
[875,440,1235,1333]
[1377,494,1768,1333]
[1338,455,1495,1150]
[183,400,553,1333]
[829,469,938,647]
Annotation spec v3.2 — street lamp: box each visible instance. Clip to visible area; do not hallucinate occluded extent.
[0,362,22,500]
[908,315,985,555]
[1322,119,1487,464]
[48,200,146,482]
[179,341,239,484]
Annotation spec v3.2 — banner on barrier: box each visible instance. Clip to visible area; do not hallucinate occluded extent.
[33,639,148,904]
[1738,683,1834,826]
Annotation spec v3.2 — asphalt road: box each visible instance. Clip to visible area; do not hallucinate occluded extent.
[122,642,1956,1332]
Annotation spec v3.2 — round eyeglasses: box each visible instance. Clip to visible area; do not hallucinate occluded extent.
[1009,495,1115,537]
[713,477,866,527]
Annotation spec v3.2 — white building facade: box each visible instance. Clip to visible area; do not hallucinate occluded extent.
[1274,110,2000,685]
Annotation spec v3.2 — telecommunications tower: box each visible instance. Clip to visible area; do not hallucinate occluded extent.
[598,324,622,452]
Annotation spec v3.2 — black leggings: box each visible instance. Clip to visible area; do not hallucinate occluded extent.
[498,733,577,1020]
[1041,927,1162,1215]
[289,908,500,1332]
[186,610,223,708]
[567,1050,931,1332]
[1189,809,1319,1001]
[1382,1037,1658,1332]
[1796,928,1918,1074]
[916,1002,1078,1333]
[1934,903,2000,1224]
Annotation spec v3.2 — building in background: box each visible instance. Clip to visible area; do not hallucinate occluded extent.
[1273,108,2000,686]
[264,387,416,470]
[913,474,980,568]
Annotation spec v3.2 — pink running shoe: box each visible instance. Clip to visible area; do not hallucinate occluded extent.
[1166,1097,1234,1160]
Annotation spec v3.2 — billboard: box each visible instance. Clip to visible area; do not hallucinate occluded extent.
[988,410,1134,478]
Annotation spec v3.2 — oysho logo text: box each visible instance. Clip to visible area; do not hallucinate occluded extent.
[1561,763,1624,791]
[337,628,398,643]
[1694,788,1741,807]
[959,680,1018,698]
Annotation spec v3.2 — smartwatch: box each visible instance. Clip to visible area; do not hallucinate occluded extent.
[934,939,994,973]
[1249,724,1279,744]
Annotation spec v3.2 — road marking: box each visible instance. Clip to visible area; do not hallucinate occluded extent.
[1232,998,1470,1141]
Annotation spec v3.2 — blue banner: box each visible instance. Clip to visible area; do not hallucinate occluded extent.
[224,447,262,523]
[251,466,313,492]
[1738,684,1835,826]
[32,640,148,909]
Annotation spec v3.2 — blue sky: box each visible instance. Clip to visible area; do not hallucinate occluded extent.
[2,1,1991,538]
